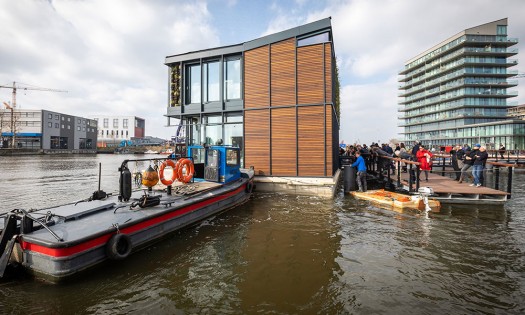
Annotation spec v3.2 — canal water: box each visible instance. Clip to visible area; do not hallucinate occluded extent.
[1,154,524,314]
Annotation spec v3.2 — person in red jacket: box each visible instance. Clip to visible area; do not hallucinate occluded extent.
[416,145,433,181]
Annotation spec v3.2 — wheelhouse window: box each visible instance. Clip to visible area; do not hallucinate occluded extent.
[225,148,240,166]
[185,64,201,104]
[190,147,206,163]
[203,61,220,102]
[224,57,241,100]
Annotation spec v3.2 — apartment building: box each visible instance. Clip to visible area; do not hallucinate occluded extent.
[398,18,525,150]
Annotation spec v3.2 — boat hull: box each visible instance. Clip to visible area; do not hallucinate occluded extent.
[350,189,441,212]
[10,174,253,282]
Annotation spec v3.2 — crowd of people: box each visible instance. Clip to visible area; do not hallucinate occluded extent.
[340,140,492,188]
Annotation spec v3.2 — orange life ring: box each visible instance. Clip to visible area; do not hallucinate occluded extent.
[159,159,178,186]
[176,158,194,183]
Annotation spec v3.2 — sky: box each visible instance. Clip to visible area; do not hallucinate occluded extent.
[1,0,524,145]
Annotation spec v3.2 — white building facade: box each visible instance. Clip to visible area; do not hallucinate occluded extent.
[90,115,145,147]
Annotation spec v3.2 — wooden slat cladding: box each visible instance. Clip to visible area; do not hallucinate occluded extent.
[245,110,270,175]
[297,45,325,105]
[245,46,269,109]
[324,44,332,104]
[271,107,297,176]
[298,106,325,176]
[325,106,333,176]
[270,39,296,106]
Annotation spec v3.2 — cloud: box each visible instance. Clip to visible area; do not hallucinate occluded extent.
[0,0,219,139]
[1,0,524,143]
[263,0,525,144]
[339,76,402,144]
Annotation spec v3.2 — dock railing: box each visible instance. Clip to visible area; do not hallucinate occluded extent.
[370,153,524,199]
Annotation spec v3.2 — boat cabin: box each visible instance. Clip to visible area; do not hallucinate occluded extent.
[187,145,241,184]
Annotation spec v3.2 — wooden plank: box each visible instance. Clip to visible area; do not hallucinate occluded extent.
[298,106,325,176]
[245,46,270,109]
[271,39,296,106]
[271,107,297,176]
[245,110,270,175]
[297,44,325,105]
[398,172,509,195]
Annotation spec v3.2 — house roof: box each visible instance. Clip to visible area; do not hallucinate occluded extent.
[165,17,332,64]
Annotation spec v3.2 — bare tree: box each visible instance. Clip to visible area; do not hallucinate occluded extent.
[0,110,6,147]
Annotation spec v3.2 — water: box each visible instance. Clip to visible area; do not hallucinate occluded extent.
[1,155,524,314]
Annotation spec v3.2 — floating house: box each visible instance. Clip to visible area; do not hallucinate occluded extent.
[165,18,340,196]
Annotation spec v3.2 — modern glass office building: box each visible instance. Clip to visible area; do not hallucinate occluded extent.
[398,18,525,150]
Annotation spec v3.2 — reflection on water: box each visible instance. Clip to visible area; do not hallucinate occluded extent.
[0,155,524,314]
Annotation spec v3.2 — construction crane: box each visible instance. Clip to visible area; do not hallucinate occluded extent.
[0,81,67,109]
[0,81,66,148]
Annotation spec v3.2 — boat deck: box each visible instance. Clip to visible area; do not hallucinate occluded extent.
[395,172,508,204]
[16,181,233,246]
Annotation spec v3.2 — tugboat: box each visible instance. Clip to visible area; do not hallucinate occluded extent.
[0,145,254,282]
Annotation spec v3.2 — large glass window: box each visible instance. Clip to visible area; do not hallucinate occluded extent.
[205,115,222,145]
[297,31,330,47]
[204,61,220,102]
[224,114,243,148]
[224,58,241,100]
[185,64,201,104]
[187,117,202,146]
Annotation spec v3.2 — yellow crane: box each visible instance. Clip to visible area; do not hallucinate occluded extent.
[0,81,67,109]
[0,81,67,148]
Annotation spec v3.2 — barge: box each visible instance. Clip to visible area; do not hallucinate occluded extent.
[0,145,254,282]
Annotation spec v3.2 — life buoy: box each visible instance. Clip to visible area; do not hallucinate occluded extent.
[106,233,132,260]
[176,158,194,183]
[159,159,178,186]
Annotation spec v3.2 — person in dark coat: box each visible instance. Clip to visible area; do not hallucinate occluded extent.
[471,146,489,187]
[411,141,420,157]
[454,145,465,180]
[450,146,461,180]
[498,144,506,159]
[459,144,479,183]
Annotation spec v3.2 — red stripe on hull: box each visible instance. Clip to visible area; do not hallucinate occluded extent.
[20,185,246,258]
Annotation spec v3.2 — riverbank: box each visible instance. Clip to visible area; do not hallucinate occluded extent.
[0,148,97,155]
[0,146,164,155]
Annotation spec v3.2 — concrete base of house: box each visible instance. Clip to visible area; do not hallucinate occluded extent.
[253,169,342,198]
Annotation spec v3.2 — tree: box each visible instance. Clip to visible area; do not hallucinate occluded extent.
[0,110,6,147]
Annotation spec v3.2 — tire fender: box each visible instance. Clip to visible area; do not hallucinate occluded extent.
[106,233,132,260]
